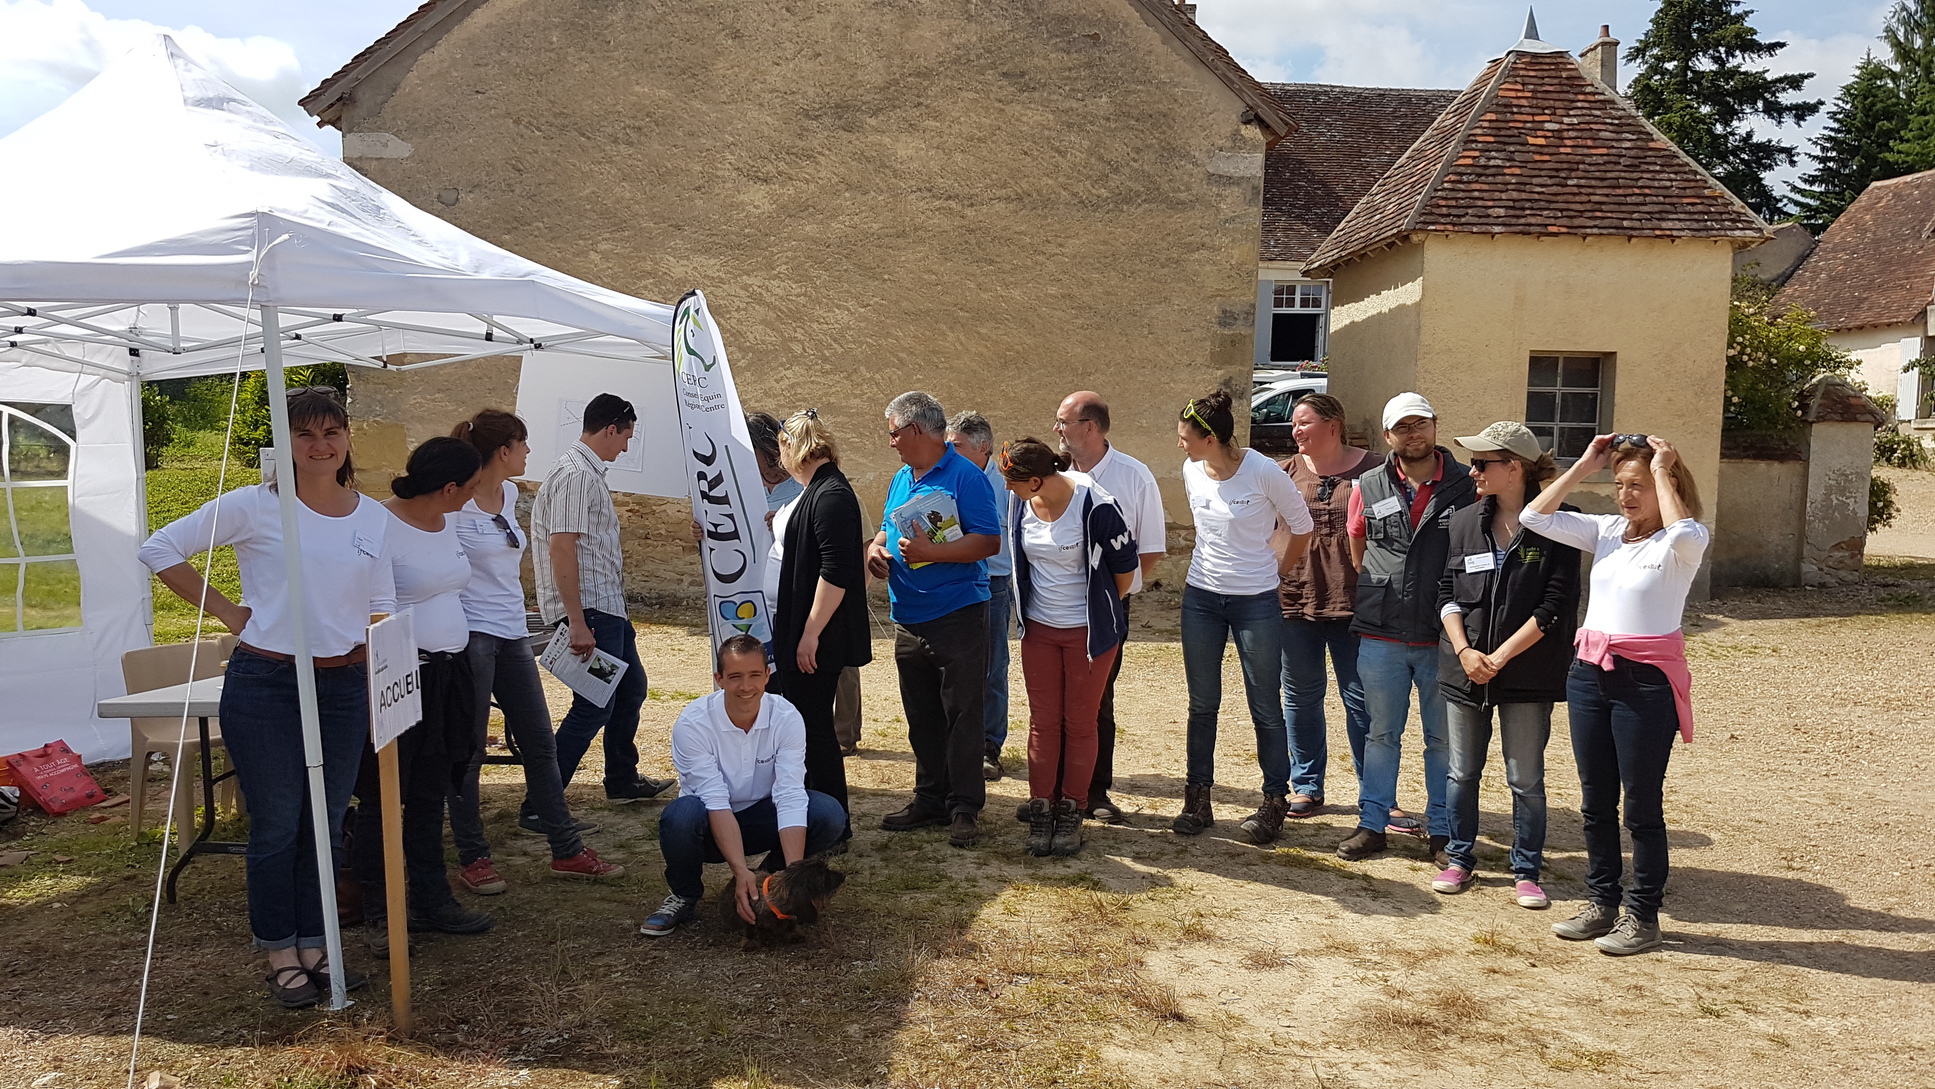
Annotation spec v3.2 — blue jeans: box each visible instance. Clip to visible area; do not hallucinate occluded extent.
[658,791,848,900]
[453,631,582,862]
[1280,615,1369,799]
[1445,700,1551,878]
[555,608,648,791]
[1567,657,1679,922]
[218,648,368,951]
[1180,586,1289,794]
[1355,636,1450,835]
[984,578,1013,750]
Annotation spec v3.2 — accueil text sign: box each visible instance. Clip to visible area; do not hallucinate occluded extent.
[367,609,422,749]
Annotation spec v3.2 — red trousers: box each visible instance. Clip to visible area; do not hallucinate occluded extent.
[1021,623,1118,807]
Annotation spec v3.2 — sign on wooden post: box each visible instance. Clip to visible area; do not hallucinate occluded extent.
[366,610,420,1034]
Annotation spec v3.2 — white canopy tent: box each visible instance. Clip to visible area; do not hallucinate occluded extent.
[0,35,698,763]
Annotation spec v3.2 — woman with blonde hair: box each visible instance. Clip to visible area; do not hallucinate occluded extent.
[771,409,871,821]
[1522,434,1707,956]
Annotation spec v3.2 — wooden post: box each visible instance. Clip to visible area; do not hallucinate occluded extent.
[378,739,411,1035]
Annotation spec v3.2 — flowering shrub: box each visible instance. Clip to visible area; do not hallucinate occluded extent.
[1725,277,1854,435]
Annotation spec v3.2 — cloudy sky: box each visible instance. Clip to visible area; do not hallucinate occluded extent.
[0,0,1890,191]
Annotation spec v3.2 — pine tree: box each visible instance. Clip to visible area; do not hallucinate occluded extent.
[1883,0,1935,174]
[1794,55,1907,229]
[1625,0,1823,220]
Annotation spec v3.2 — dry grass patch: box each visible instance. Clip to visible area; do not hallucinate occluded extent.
[1239,945,1293,971]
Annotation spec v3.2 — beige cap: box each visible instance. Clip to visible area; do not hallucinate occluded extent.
[1455,420,1544,462]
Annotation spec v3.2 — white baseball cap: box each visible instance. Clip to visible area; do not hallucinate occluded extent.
[1381,392,1436,432]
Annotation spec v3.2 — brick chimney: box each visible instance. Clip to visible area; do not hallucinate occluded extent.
[1579,24,1619,92]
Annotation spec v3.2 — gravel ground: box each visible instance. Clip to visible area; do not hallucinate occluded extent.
[1871,466,1935,559]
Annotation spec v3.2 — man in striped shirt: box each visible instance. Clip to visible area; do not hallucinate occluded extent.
[533,394,673,804]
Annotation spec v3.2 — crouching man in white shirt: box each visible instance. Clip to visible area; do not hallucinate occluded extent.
[639,634,848,936]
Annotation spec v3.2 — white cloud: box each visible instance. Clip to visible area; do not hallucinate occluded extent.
[1200,0,1489,88]
[0,0,324,148]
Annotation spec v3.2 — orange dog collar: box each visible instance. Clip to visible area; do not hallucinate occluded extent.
[761,873,793,921]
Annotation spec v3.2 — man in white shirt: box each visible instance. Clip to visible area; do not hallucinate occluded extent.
[1052,390,1166,821]
[639,635,847,936]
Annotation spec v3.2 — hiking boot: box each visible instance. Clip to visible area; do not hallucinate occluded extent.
[1429,834,1450,869]
[1016,802,1033,823]
[550,847,624,880]
[1552,901,1619,941]
[1335,826,1387,861]
[1049,799,1084,856]
[1170,784,1213,835]
[363,916,392,956]
[1085,792,1126,825]
[457,858,507,895]
[1024,798,1054,856]
[1239,794,1289,845]
[1431,865,1474,894]
[409,902,495,935]
[948,811,980,848]
[1594,913,1663,956]
[518,813,600,837]
[982,745,1004,781]
[606,775,675,804]
[638,892,698,937]
[1515,880,1550,910]
[881,799,949,832]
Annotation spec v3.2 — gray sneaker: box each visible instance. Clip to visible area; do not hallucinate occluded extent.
[1594,912,1663,956]
[638,892,699,937]
[1552,900,1619,941]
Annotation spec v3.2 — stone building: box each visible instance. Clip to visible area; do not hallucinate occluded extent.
[301,0,1291,598]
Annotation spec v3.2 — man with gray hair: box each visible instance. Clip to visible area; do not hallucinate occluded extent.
[866,391,1003,846]
[944,410,1014,782]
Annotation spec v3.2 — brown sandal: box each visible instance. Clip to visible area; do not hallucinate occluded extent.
[265,965,319,1009]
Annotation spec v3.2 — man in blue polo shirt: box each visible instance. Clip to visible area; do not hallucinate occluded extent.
[865,391,1002,847]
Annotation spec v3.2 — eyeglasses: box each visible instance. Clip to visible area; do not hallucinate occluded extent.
[488,512,519,549]
[887,420,919,440]
[1316,475,1343,502]
[1388,419,1434,436]
[1611,433,1652,449]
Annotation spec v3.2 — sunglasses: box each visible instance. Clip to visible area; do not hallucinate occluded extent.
[285,385,341,401]
[1183,400,1217,436]
[1468,457,1513,472]
[996,440,1015,473]
[1611,434,1652,449]
[1316,475,1343,502]
[488,512,520,548]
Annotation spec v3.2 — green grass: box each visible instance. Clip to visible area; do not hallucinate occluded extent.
[146,429,260,644]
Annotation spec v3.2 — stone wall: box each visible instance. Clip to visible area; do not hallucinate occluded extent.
[1712,456,1805,588]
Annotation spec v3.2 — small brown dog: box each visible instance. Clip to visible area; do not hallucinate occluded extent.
[719,857,846,948]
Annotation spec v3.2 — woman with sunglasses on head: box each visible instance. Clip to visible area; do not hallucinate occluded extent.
[771,409,871,825]
[1433,422,1581,910]
[138,388,391,1008]
[446,410,621,896]
[999,438,1139,856]
[1274,394,1379,830]
[1173,390,1314,838]
[1521,433,1707,956]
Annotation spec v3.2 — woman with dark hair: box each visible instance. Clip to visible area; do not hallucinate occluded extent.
[1172,390,1314,839]
[1276,393,1378,821]
[1523,434,1708,956]
[999,437,1138,857]
[352,436,495,947]
[771,409,871,823]
[1434,422,1580,910]
[139,388,392,1008]
[447,410,620,895]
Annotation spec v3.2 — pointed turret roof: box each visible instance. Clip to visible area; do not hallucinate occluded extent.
[1302,37,1767,276]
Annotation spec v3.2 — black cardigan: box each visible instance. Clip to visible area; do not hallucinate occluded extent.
[1435,496,1582,706]
[774,462,873,674]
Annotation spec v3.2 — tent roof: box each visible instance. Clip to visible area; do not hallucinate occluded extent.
[0,35,675,379]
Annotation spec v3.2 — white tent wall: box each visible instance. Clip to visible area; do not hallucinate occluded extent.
[0,358,149,762]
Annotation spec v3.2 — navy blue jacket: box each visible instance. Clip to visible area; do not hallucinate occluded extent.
[1008,482,1139,661]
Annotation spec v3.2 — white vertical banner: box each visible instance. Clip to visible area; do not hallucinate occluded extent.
[671,289,773,656]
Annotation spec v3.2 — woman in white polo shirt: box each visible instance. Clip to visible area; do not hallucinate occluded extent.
[139,389,393,1009]
[1171,389,1314,840]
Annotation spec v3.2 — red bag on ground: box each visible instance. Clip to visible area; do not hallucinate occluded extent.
[2,741,104,815]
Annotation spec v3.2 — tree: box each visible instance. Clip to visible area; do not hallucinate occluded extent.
[1885,0,1935,173]
[1625,0,1823,220]
[1724,276,1855,435]
[1795,55,1908,229]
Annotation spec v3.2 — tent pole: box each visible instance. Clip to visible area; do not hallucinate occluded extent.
[127,365,155,638]
[261,304,350,1011]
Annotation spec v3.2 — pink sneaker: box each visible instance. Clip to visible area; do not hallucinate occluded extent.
[1430,865,1473,894]
[1514,879,1549,909]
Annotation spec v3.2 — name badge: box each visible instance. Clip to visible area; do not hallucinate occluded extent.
[352,532,380,559]
[1369,495,1403,519]
[1464,552,1497,574]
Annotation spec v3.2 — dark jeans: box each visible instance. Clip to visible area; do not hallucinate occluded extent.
[1180,586,1289,794]
[775,661,851,814]
[352,653,473,917]
[218,648,368,951]
[1567,657,1679,922]
[1280,615,1369,799]
[893,600,990,816]
[554,608,647,791]
[1445,700,1551,879]
[984,578,1013,750]
[450,631,582,863]
[658,791,848,900]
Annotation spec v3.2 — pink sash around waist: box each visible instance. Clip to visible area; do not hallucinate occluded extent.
[1574,628,1694,744]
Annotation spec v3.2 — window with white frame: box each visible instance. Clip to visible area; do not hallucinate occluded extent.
[1269,281,1328,364]
[0,403,82,634]
[1525,355,1610,463]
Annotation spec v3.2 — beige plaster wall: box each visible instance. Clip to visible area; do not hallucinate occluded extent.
[1712,457,1804,588]
[1322,241,1424,445]
[332,0,1271,598]
[1803,421,1877,586]
[1829,323,1923,413]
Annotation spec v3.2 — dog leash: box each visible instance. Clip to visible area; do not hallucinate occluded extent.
[761,874,794,921]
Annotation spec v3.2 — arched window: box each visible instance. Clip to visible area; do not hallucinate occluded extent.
[0,402,81,633]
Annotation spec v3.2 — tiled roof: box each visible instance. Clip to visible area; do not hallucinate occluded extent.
[1303,48,1767,276]
[1260,84,1458,265]
[1778,170,1935,331]
[299,0,469,125]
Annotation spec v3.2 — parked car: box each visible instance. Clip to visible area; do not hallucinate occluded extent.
[1250,375,1327,456]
